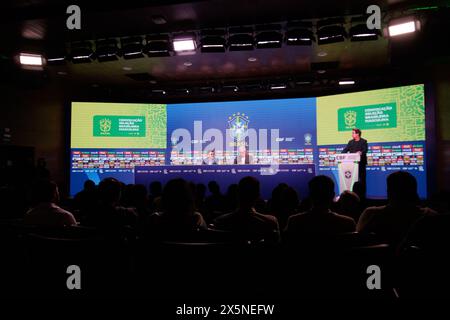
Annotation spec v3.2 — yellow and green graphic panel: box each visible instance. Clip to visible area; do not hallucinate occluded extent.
[316,84,425,145]
[71,102,167,148]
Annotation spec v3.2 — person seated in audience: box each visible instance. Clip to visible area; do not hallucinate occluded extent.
[146,178,207,238]
[357,171,436,247]
[335,190,362,223]
[224,183,239,212]
[352,181,366,204]
[25,180,77,227]
[148,181,163,212]
[213,176,280,243]
[204,180,226,220]
[73,179,97,213]
[194,183,207,214]
[284,175,355,244]
[129,184,151,219]
[83,177,137,234]
[268,184,299,231]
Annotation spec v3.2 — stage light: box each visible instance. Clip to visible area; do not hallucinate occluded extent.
[145,35,171,57]
[256,31,282,48]
[175,88,190,95]
[285,28,314,45]
[199,86,215,94]
[228,26,254,51]
[152,89,166,95]
[349,24,380,41]
[173,34,196,53]
[70,42,94,63]
[200,36,226,52]
[96,39,119,62]
[19,53,43,66]
[388,20,417,37]
[269,84,287,90]
[121,37,144,59]
[339,80,355,85]
[317,25,346,45]
[46,48,66,65]
[222,85,239,93]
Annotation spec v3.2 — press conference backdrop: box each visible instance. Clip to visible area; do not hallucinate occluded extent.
[70,84,427,199]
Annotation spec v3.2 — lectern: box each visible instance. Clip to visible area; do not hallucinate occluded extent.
[335,153,360,194]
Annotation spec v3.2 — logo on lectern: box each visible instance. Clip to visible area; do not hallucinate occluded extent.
[345,170,352,179]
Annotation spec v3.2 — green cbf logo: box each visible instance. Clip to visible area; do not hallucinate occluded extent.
[99,118,112,135]
[93,115,146,137]
[338,103,397,131]
[344,110,357,128]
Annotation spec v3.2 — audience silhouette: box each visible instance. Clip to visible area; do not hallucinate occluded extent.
[357,171,436,247]
[146,178,207,239]
[25,180,77,227]
[213,176,280,243]
[284,175,355,244]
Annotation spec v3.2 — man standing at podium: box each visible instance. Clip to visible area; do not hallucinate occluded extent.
[342,128,368,191]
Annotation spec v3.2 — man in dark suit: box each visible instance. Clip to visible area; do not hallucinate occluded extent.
[234,145,253,164]
[203,149,218,165]
[342,128,368,191]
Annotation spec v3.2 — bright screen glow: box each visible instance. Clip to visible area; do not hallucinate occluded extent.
[70,84,427,199]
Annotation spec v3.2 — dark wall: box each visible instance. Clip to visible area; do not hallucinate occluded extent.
[0,81,67,194]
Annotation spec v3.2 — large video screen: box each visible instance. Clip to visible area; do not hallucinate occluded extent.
[70,84,427,199]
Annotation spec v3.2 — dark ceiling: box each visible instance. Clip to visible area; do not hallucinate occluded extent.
[0,0,449,98]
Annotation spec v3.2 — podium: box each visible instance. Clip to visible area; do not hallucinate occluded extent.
[335,153,360,194]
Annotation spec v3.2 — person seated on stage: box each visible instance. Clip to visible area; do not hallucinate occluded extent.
[25,180,77,227]
[202,149,218,165]
[284,175,355,244]
[357,171,436,247]
[83,177,137,234]
[146,178,207,238]
[213,176,280,243]
[234,145,254,164]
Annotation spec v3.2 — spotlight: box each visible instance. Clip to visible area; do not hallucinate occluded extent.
[200,30,226,53]
[199,86,215,94]
[70,42,94,63]
[152,89,166,95]
[19,53,43,66]
[285,28,314,45]
[145,35,171,57]
[388,19,418,37]
[256,31,282,48]
[222,85,239,93]
[317,23,346,44]
[96,39,119,62]
[228,27,254,51]
[172,33,197,53]
[339,80,355,85]
[121,37,144,59]
[175,88,190,95]
[269,83,287,90]
[349,24,380,41]
[46,48,66,65]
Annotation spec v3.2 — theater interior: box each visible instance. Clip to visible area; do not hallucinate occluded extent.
[1,0,450,305]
